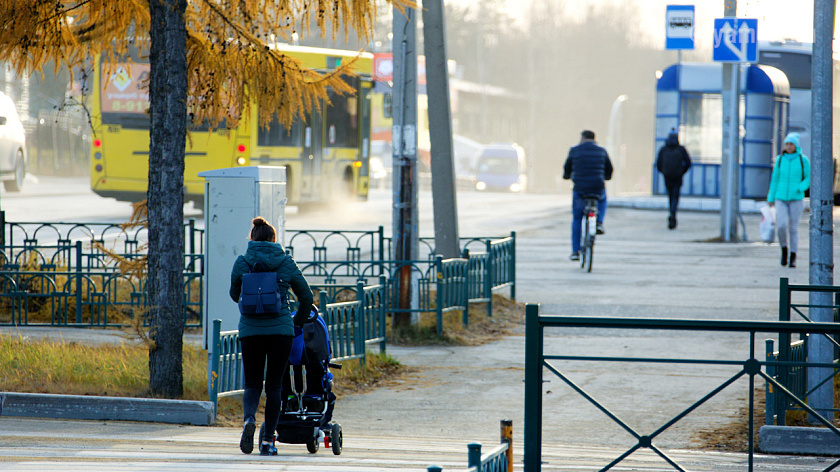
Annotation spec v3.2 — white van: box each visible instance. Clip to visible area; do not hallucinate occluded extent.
[0,91,26,191]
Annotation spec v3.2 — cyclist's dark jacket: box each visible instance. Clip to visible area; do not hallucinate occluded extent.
[562,141,614,194]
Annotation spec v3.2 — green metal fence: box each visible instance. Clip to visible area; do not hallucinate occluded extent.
[209,281,388,406]
[765,277,840,426]
[523,303,840,472]
[427,420,513,472]
[0,217,515,336]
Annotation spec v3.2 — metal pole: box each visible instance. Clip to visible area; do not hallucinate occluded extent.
[392,5,419,329]
[523,303,542,472]
[807,0,835,423]
[720,1,739,242]
[422,0,460,260]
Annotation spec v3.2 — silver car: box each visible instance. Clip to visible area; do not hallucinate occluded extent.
[0,91,26,191]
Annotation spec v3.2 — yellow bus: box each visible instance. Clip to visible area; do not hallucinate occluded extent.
[89,45,373,205]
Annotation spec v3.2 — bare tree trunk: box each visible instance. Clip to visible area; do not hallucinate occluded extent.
[147,0,187,398]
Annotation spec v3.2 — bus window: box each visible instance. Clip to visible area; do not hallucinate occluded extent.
[325,77,359,148]
[257,113,301,146]
[758,51,812,89]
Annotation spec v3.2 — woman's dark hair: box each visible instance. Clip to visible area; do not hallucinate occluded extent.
[249,216,276,242]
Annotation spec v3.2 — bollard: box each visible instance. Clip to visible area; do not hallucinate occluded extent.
[467,443,482,469]
[501,419,513,472]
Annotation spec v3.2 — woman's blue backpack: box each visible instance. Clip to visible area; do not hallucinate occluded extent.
[238,261,283,316]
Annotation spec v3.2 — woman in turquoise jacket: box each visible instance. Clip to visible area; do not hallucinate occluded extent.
[767,132,810,268]
[230,216,314,456]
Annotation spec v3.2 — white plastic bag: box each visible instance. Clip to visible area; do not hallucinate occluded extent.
[759,203,776,243]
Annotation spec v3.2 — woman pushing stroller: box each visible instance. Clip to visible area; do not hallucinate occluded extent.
[229,216,314,455]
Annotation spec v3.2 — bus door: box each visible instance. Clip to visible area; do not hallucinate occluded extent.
[301,108,323,200]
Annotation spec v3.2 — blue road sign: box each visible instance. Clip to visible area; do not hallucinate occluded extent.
[713,18,758,62]
[665,5,695,50]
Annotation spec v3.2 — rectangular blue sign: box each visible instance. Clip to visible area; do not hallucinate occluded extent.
[665,5,695,50]
[713,18,758,62]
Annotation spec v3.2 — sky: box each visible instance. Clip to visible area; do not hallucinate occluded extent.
[450,0,835,49]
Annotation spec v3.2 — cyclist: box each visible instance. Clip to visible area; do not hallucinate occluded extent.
[563,130,613,261]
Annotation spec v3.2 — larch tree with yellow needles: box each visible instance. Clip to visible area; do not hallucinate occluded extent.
[0,0,404,398]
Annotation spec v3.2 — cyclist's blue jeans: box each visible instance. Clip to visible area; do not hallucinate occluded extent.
[571,190,607,253]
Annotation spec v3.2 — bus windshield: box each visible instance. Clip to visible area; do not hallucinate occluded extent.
[478,156,519,175]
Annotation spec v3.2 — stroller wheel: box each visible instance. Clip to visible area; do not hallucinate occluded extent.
[330,423,343,455]
[306,437,319,454]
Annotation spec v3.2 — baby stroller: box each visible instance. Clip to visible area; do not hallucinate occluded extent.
[260,308,343,455]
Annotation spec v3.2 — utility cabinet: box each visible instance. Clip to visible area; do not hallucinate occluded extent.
[199,166,287,347]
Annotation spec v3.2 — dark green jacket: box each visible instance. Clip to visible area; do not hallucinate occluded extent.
[229,241,313,338]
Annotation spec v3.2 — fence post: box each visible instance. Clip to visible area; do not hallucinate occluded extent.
[765,339,776,426]
[379,275,387,354]
[509,231,516,301]
[209,319,221,408]
[378,225,385,276]
[524,303,542,472]
[75,240,82,324]
[436,255,443,337]
[467,443,482,469]
[778,277,790,426]
[501,419,513,472]
[485,239,493,318]
[357,281,367,368]
[0,210,5,246]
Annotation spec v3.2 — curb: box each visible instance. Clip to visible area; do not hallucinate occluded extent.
[609,196,767,214]
[759,425,840,455]
[0,392,215,426]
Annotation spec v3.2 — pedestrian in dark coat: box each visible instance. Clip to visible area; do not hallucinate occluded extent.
[230,216,314,456]
[656,130,692,229]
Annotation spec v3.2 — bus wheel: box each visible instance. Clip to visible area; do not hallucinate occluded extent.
[342,168,354,197]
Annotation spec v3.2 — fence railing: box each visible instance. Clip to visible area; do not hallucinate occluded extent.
[209,281,388,406]
[0,217,514,336]
[765,277,840,426]
[427,420,513,472]
[523,303,840,472]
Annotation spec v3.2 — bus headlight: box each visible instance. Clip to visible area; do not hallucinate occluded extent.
[510,183,521,192]
[475,181,486,191]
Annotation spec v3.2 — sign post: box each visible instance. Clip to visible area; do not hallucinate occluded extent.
[713,15,757,242]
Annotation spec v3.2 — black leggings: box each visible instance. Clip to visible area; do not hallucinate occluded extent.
[240,334,294,440]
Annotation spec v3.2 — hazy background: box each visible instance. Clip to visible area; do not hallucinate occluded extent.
[0,0,833,195]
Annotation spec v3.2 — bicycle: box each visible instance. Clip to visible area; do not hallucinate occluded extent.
[579,194,600,272]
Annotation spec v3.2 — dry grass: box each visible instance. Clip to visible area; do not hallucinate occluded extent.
[388,293,526,346]
[0,333,206,399]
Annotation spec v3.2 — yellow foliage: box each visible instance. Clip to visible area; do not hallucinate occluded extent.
[0,0,407,129]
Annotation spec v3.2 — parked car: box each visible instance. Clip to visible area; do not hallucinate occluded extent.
[0,91,26,191]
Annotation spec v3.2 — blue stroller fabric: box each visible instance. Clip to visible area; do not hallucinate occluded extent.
[289,312,331,366]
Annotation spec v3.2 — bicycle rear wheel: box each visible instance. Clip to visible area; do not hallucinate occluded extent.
[586,234,594,272]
